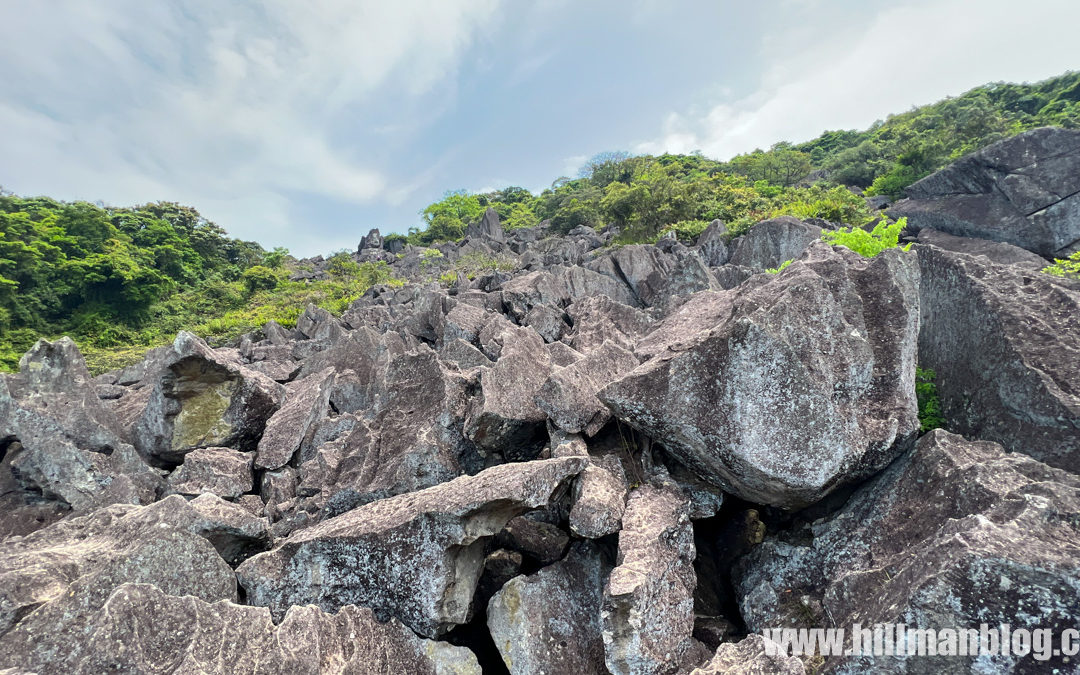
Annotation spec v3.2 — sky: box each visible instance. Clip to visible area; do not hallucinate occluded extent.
[1,0,1078,257]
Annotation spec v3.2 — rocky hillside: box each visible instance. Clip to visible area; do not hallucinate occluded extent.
[1,128,1079,674]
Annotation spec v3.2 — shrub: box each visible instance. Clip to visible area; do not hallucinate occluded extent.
[1042,250,1080,279]
[241,265,279,295]
[766,259,793,274]
[659,219,710,243]
[915,367,946,432]
[822,217,911,258]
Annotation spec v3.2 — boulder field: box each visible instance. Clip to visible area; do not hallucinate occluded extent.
[1,129,1079,673]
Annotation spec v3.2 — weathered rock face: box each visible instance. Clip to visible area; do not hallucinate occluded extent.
[466,206,506,243]
[488,542,609,675]
[134,332,285,465]
[691,635,805,675]
[695,219,731,266]
[728,216,822,270]
[0,339,161,523]
[236,457,585,638]
[735,430,1080,674]
[603,481,697,675]
[569,453,628,538]
[0,583,479,675]
[609,243,717,307]
[0,494,267,641]
[915,227,1049,269]
[167,446,253,498]
[600,243,921,508]
[916,244,1080,473]
[890,126,1080,257]
[535,340,639,436]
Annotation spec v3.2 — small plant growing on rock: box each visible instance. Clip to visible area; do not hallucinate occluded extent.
[1042,250,1080,279]
[822,217,911,258]
[766,259,793,274]
[915,367,945,433]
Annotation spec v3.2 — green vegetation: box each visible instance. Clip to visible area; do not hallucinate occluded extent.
[822,218,911,258]
[915,367,946,433]
[766,259,794,275]
[1042,251,1080,279]
[0,194,401,372]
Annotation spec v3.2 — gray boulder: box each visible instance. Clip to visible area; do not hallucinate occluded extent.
[569,453,628,538]
[466,206,506,243]
[691,635,805,675]
[133,332,285,464]
[0,583,479,675]
[603,481,697,675]
[735,429,1080,674]
[916,244,1080,472]
[501,270,570,320]
[728,216,821,270]
[167,446,254,498]
[916,227,1048,269]
[609,244,717,307]
[255,369,335,470]
[890,126,1080,257]
[358,227,383,251]
[567,295,653,356]
[488,542,609,675]
[236,457,586,637]
[600,243,921,509]
[535,340,639,436]
[695,219,731,266]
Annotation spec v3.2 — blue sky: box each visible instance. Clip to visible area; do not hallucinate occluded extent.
[1,0,1078,257]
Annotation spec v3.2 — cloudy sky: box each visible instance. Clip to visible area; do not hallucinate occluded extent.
[1,0,1078,256]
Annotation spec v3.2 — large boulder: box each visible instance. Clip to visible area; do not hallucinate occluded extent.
[691,635,805,675]
[916,245,1080,473]
[167,446,254,498]
[695,219,731,266]
[603,481,697,675]
[915,227,1048,269]
[0,339,161,522]
[728,216,821,270]
[608,244,717,307]
[0,583,479,675]
[466,206,506,243]
[133,332,286,465]
[236,457,586,638]
[0,494,268,638]
[487,542,609,675]
[600,243,921,508]
[735,429,1080,674]
[535,340,639,436]
[890,126,1080,257]
[255,369,334,470]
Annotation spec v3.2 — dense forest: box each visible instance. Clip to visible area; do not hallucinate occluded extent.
[2,70,1078,371]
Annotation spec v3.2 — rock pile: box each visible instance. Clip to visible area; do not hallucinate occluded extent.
[2,129,1079,674]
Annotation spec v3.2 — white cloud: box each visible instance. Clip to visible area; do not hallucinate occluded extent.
[637,0,1080,160]
[0,0,500,250]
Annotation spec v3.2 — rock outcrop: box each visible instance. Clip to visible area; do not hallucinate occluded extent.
[890,126,1080,257]
[600,243,921,508]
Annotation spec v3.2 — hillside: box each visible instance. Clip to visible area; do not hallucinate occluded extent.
[1,125,1079,673]
[1,70,1078,373]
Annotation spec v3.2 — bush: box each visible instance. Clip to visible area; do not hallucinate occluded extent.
[1042,250,1080,279]
[822,217,911,258]
[766,259,793,274]
[241,265,279,295]
[916,367,946,432]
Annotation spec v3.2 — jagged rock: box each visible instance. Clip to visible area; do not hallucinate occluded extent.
[466,206,506,243]
[521,236,591,267]
[295,304,342,342]
[569,453,628,538]
[475,548,523,609]
[890,127,1080,257]
[559,264,639,307]
[261,466,298,511]
[246,357,301,382]
[0,339,161,519]
[133,332,285,465]
[567,295,653,355]
[0,494,268,639]
[255,369,335,470]
[488,542,608,675]
[497,515,569,565]
[691,635,805,675]
[167,446,253,498]
[609,243,716,307]
[728,216,821,269]
[546,340,583,367]
[695,219,731,266]
[441,301,490,345]
[536,340,638,436]
[440,337,492,370]
[600,243,921,509]
[916,227,1048,269]
[522,303,570,343]
[262,319,293,344]
[712,264,759,290]
[501,270,570,320]
[236,457,586,637]
[466,327,552,457]
[358,227,383,251]
[735,430,1080,674]
[603,481,697,675]
[916,245,1080,473]
[0,583,479,675]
